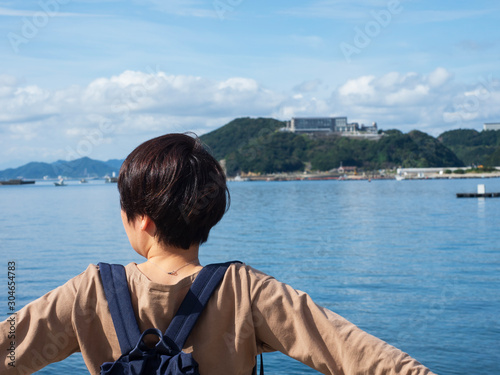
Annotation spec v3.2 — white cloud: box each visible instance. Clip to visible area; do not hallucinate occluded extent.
[337,69,451,107]
[427,67,452,88]
[218,77,259,92]
[338,75,376,97]
[385,84,429,105]
[293,79,323,93]
[0,70,284,165]
[273,96,331,120]
[442,75,500,128]
[1,68,499,167]
[332,68,500,134]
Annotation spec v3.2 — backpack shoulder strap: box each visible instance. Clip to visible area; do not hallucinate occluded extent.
[165,261,239,351]
[98,262,141,355]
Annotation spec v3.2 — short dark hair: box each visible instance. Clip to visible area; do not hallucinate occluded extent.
[118,133,229,249]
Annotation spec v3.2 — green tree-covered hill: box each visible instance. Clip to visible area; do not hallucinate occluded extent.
[306,130,463,171]
[200,117,285,161]
[438,129,500,166]
[200,118,465,176]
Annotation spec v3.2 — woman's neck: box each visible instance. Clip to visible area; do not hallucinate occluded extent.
[137,243,202,284]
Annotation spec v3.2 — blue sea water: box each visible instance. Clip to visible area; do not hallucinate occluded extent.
[1,178,499,374]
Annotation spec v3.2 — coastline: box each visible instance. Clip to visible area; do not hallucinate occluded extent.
[229,171,500,182]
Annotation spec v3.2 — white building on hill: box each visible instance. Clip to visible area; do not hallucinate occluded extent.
[285,117,378,136]
[484,123,500,131]
[286,117,348,134]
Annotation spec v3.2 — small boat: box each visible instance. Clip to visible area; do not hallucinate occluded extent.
[54,179,66,186]
[80,178,88,184]
[105,176,118,183]
[232,175,250,182]
[0,179,35,185]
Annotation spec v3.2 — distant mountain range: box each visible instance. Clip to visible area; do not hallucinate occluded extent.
[0,157,124,180]
[2,117,500,179]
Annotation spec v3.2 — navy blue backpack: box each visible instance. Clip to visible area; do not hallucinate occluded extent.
[99,263,231,375]
[98,262,263,375]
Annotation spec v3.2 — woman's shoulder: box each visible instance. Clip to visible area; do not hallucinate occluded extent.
[225,261,274,280]
[228,261,273,279]
[68,262,139,292]
[217,262,278,299]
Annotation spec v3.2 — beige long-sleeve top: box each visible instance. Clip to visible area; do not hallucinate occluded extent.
[1,263,435,374]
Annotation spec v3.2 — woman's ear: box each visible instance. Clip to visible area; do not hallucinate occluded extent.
[140,215,156,234]
[140,215,147,230]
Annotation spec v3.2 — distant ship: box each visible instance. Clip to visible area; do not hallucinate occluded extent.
[0,179,35,185]
[105,176,118,183]
[54,178,67,186]
[104,171,118,183]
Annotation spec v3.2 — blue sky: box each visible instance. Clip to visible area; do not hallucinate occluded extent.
[0,0,499,169]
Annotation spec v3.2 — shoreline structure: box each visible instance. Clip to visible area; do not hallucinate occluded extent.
[2,169,500,184]
[230,168,500,182]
